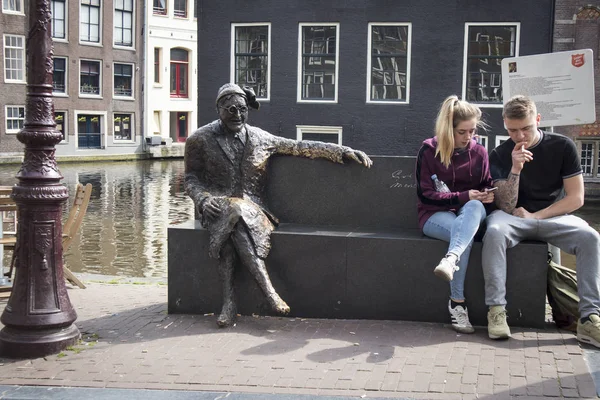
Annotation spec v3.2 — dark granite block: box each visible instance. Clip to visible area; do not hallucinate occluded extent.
[168,223,548,328]
[267,156,418,229]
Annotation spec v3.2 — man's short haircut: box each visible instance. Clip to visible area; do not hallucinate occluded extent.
[503,95,537,120]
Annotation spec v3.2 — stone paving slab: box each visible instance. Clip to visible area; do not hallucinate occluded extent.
[0,283,598,399]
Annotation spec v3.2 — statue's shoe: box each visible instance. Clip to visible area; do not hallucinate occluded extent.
[268,294,290,315]
[217,302,236,327]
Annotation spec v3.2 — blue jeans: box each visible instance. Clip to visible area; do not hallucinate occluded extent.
[423,200,487,301]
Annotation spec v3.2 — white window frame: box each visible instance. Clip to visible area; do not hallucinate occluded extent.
[461,22,520,108]
[112,62,135,100]
[296,125,342,145]
[494,135,510,148]
[3,34,26,83]
[112,113,135,143]
[79,0,102,46]
[5,105,25,134]
[54,111,68,143]
[578,140,600,179]
[230,22,271,101]
[477,135,488,150]
[113,0,134,49]
[79,59,103,98]
[52,56,68,96]
[297,23,340,104]
[2,0,23,14]
[366,22,412,105]
[51,0,68,42]
[74,110,107,149]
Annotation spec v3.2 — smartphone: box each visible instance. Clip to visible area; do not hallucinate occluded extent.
[485,187,498,192]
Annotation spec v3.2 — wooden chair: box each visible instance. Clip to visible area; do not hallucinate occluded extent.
[0,186,17,298]
[3,183,92,290]
[61,183,93,289]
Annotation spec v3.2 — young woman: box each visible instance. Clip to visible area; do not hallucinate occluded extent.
[415,95,494,333]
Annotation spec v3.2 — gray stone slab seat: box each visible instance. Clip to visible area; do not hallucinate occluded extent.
[168,156,548,328]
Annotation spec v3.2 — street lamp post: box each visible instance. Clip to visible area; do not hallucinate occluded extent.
[0,0,79,358]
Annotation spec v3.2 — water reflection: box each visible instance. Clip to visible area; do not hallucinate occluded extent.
[0,160,597,278]
[0,160,194,278]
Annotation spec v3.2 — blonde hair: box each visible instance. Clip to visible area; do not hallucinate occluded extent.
[503,95,537,120]
[434,95,483,168]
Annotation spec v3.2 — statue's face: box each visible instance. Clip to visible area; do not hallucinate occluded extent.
[218,95,248,133]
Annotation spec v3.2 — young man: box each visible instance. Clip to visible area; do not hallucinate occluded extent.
[483,95,600,346]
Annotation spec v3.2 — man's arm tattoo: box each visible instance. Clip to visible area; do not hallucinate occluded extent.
[495,172,519,214]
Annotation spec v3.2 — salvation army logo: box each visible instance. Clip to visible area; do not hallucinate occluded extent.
[572,53,585,68]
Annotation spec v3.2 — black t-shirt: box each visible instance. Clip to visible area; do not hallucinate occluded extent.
[489,131,582,212]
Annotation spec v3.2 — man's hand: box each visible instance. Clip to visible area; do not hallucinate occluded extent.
[512,207,536,219]
[343,148,373,168]
[511,142,533,174]
[469,189,495,204]
[200,196,222,221]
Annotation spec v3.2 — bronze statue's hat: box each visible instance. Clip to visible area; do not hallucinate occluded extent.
[216,83,260,110]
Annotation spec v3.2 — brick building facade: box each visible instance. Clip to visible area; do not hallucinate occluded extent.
[553,1,600,181]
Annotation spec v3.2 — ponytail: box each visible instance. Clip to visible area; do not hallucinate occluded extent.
[434,95,484,168]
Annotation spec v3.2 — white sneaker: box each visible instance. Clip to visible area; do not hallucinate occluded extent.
[448,300,475,334]
[434,256,459,282]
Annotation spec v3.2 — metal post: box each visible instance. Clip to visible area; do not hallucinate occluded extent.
[0,0,79,358]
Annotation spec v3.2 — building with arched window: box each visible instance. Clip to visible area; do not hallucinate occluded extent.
[144,0,198,156]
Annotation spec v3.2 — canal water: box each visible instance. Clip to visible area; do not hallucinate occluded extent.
[0,159,597,278]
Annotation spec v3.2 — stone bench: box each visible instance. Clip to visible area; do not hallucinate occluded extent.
[168,156,548,328]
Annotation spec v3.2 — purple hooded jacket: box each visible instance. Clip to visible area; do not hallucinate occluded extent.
[415,137,493,230]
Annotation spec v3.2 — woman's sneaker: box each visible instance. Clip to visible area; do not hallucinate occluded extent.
[434,256,459,282]
[448,300,475,333]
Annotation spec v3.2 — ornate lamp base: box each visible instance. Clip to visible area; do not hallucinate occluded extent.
[0,324,79,358]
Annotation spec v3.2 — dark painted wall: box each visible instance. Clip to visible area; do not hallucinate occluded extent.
[196,0,553,156]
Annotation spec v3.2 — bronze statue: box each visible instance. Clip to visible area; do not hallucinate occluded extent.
[184,83,372,327]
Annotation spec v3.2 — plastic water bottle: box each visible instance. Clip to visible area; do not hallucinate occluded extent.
[431,174,451,193]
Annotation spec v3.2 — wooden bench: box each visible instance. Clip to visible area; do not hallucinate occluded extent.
[168,156,549,328]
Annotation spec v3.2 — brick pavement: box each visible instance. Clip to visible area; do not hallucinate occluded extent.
[0,282,598,399]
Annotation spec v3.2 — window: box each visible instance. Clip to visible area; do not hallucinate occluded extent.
[367,23,411,103]
[114,0,133,47]
[5,106,24,133]
[580,141,600,178]
[476,135,488,150]
[113,113,133,141]
[53,57,67,94]
[298,24,339,102]
[464,23,519,105]
[153,111,162,135]
[77,114,103,148]
[494,135,510,148]
[154,48,161,84]
[170,49,188,98]
[80,0,101,43]
[194,0,197,18]
[80,60,101,96]
[296,125,342,145]
[114,63,133,97]
[2,0,22,13]
[174,0,187,18]
[51,0,66,39]
[153,0,166,15]
[54,111,66,141]
[232,24,270,100]
[3,35,25,82]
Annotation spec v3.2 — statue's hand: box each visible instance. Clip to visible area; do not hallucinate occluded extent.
[343,148,373,168]
[201,196,222,221]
